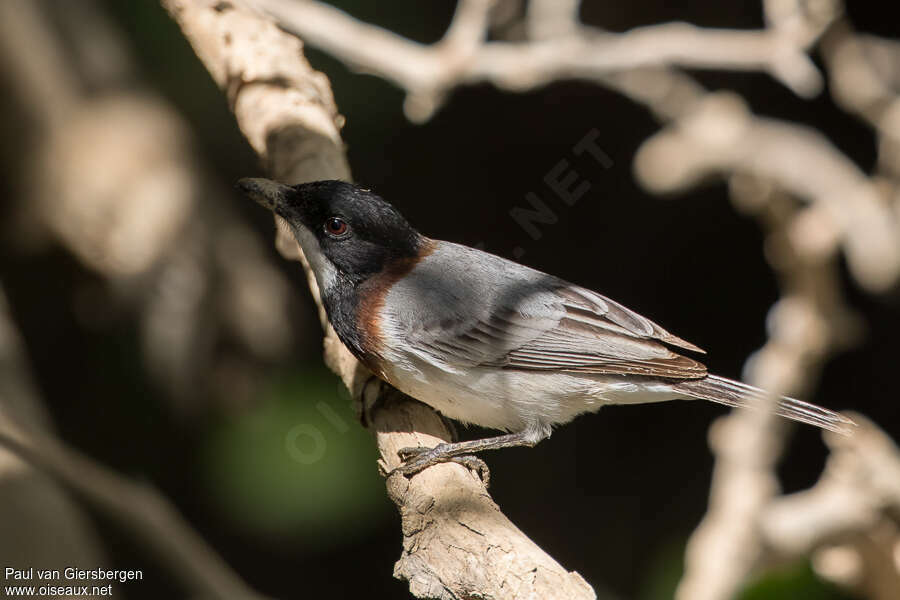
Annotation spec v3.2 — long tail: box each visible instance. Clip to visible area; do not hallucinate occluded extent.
[672,375,855,435]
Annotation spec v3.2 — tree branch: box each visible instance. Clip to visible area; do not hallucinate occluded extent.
[248,0,828,122]
[759,413,900,600]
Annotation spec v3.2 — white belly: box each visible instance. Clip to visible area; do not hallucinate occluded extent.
[381,351,681,440]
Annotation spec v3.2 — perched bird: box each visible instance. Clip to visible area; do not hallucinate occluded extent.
[238,178,853,478]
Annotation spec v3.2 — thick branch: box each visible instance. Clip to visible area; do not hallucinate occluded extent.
[161,1,595,597]
[373,389,594,600]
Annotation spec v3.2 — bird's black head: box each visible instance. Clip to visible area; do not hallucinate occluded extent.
[238,178,424,286]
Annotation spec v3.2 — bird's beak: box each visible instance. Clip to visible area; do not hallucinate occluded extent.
[236,178,292,215]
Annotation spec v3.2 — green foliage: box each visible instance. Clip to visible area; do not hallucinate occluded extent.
[200,367,390,547]
[638,537,686,600]
[739,563,852,600]
[639,539,853,600]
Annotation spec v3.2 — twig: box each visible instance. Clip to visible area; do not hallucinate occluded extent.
[160,1,596,597]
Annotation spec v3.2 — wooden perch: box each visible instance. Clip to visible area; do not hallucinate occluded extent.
[160,1,595,597]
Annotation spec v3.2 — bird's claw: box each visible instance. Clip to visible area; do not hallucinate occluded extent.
[392,445,491,488]
[448,454,491,488]
[397,445,430,462]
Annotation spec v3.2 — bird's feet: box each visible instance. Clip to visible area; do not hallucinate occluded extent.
[392,444,491,488]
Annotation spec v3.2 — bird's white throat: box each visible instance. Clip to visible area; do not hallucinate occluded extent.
[292,225,338,292]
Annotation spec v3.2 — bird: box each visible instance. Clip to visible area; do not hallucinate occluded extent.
[238,177,854,480]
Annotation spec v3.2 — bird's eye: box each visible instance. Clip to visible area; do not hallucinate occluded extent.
[324,217,349,237]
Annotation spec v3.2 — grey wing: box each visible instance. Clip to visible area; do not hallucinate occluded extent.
[403,275,707,379]
[501,286,707,379]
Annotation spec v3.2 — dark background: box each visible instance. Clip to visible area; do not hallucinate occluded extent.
[1,1,898,599]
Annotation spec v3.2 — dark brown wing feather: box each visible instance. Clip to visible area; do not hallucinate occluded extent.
[554,287,704,354]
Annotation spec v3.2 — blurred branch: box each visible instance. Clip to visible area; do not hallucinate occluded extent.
[0,404,265,599]
[760,413,900,600]
[639,42,897,600]
[248,0,829,122]
[0,283,260,597]
[0,0,298,412]
[0,0,82,126]
[761,414,900,555]
[161,0,595,597]
[0,285,108,571]
[635,92,900,292]
[0,1,301,596]
[822,23,900,180]
[618,13,900,600]
[627,10,899,600]
[672,169,859,598]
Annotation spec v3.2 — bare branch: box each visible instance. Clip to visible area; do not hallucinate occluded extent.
[634,92,900,292]
[526,0,580,40]
[249,0,830,122]
[760,414,900,600]
[373,389,595,600]
[761,413,900,556]
[822,23,900,178]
